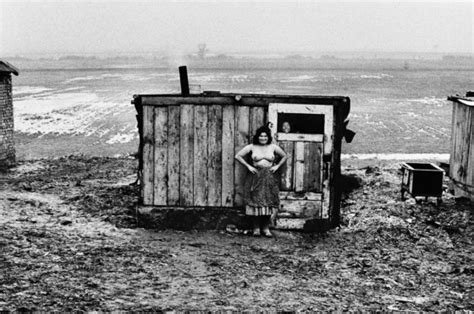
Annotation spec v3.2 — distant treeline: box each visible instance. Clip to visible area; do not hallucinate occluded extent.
[4,53,474,71]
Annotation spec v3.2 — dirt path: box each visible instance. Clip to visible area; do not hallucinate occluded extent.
[1,156,472,311]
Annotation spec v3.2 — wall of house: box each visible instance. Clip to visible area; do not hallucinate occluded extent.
[140,103,267,208]
[0,73,15,168]
[449,100,474,199]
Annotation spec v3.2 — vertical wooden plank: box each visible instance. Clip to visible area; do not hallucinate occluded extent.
[449,102,457,178]
[452,104,471,185]
[324,106,334,155]
[153,106,168,205]
[234,106,250,206]
[207,105,223,206]
[167,105,180,205]
[449,103,459,180]
[315,143,323,193]
[294,142,305,192]
[279,141,294,191]
[303,142,323,192]
[250,106,265,140]
[460,106,472,184]
[322,160,331,219]
[450,103,474,198]
[194,105,209,206]
[268,103,278,143]
[221,105,235,207]
[468,110,474,191]
[179,104,194,206]
[142,105,154,205]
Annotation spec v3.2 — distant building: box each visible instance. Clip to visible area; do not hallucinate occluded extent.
[0,60,19,168]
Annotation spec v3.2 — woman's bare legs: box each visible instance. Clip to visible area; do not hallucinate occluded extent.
[261,216,272,237]
[251,216,272,237]
[252,217,261,236]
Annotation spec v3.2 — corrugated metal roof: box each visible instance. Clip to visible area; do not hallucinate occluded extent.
[0,60,19,75]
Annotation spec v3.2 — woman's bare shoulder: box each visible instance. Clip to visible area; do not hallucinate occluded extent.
[243,144,254,152]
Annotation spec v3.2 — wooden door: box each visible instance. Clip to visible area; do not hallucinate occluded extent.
[268,103,333,225]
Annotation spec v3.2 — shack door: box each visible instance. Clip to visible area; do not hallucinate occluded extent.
[268,103,333,229]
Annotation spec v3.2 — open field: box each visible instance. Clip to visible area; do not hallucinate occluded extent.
[9,57,473,159]
[3,57,472,310]
[1,156,472,311]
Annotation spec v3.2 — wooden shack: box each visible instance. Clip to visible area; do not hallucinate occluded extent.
[448,94,474,200]
[133,92,351,231]
[0,60,19,168]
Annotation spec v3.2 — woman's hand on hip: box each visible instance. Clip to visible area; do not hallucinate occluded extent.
[269,165,279,173]
[247,165,258,174]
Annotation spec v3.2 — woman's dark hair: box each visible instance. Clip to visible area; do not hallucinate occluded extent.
[252,125,272,145]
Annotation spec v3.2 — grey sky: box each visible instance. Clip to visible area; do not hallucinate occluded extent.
[1,1,472,55]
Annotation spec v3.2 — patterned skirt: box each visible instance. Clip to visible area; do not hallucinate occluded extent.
[244,167,280,216]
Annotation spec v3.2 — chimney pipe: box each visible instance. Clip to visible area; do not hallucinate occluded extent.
[179,66,189,96]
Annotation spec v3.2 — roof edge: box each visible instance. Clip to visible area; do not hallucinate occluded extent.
[0,60,19,75]
[448,96,474,107]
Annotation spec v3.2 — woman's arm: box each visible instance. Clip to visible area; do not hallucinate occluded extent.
[235,144,257,174]
[270,144,288,173]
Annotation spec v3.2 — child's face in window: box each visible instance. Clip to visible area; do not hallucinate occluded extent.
[282,122,291,133]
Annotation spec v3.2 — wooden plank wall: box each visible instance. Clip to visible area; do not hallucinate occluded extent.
[450,103,473,194]
[194,105,209,206]
[153,106,168,205]
[167,106,180,205]
[294,142,305,192]
[304,142,323,192]
[221,105,235,206]
[141,103,266,207]
[179,104,194,206]
[470,114,474,190]
[234,106,250,206]
[279,141,294,191]
[208,105,223,206]
[142,106,155,205]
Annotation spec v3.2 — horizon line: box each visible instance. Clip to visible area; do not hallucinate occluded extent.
[3,49,473,57]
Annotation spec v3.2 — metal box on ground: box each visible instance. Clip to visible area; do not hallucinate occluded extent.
[401,162,444,204]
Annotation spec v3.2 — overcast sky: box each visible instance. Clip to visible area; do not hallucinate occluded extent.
[1,1,472,55]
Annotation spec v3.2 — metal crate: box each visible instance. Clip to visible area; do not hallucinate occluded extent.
[401,162,444,204]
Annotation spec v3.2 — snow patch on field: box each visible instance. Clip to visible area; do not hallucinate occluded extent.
[13,86,53,95]
[230,74,249,82]
[14,92,132,139]
[106,133,136,144]
[281,75,316,82]
[342,153,449,161]
[359,73,393,79]
[64,73,153,83]
[407,97,446,106]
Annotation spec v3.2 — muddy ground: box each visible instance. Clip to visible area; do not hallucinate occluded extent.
[0,156,472,311]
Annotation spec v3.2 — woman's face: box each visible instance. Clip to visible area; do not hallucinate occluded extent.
[258,132,269,145]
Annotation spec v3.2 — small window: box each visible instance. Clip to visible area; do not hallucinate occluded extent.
[277,113,325,134]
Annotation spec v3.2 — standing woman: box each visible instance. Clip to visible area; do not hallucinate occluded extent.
[235,124,287,237]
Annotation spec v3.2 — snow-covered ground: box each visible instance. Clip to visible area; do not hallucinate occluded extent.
[14,88,137,142]
[342,153,449,161]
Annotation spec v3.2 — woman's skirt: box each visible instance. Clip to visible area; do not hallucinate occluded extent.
[244,167,280,216]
